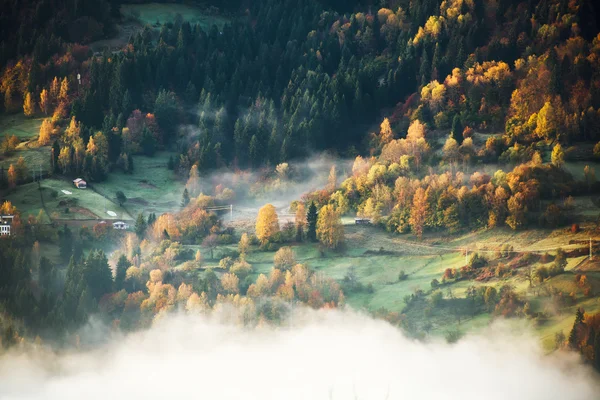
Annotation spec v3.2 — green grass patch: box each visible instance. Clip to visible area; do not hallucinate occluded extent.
[0,114,44,140]
[6,178,130,221]
[91,152,184,216]
[121,3,229,30]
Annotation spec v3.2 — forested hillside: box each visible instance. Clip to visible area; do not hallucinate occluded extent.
[3,0,600,370]
[2,0,600,186]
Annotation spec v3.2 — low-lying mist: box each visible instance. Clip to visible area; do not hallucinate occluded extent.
[0,309,598,400]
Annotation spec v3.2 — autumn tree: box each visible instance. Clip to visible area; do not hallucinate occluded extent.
[7,164,16,188]
[409,187,429,239]
[379,117,393,145]
[59,77,69,102]
[316,204,344,249]
[39,89,49,115]
[534,101,558,141]
[327,165,338,192]
[23,92,35,116]
[15,156,28,181]
[38,119,53,146]
[238,232,250,257]
[295,202,306,241]
[58,147,71,173]
[221,273,240,294]
[202,234,219,259]
[551,143,565,168]
[274,246,296,270]
[186,164,201,196]
[256,204,279,245]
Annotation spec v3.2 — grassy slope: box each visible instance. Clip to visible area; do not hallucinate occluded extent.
[92,152,184,216]
[0,114,50,172]
[190,219,600,350]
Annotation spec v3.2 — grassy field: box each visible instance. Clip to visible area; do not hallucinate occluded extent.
[182,218,600,349]
[0,114,43,140]
[92,152,184,217]
[3,152,182,224]
[121,3,229,30]
[0,114,50,172]
[6,177,130,221]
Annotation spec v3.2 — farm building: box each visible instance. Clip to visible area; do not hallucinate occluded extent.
[354,217,372,225]
[113,221,129,230]
[0,215,15,236]
[73,178,87,189]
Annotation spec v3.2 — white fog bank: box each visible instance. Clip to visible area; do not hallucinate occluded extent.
[0,309,598,400]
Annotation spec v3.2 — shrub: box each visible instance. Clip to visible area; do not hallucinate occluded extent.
[430,290,443,307]
[274,246,296,270]
[398,270,408,281]
[468,253,487,269]
[218,234,234,244]
[218,256,234,270]
[571,223,580,233]
[230,259,253,279]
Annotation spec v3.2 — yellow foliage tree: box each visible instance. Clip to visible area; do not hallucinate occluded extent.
[238,232,250,256]
[39,89,49,115]
[274,246,296,270]
[65,116,81,142]
[58,146,71,173]
[409,187,429,239]
[551,143,565,168]
[38,118,53,146]
[186,164,201,196]
[50,77,60,102]
[59,77,69,102]
[316,204,344,249]
[379,117,393,145]
[255,204,279,244]
[221,273,240,294]
[23,92,35,116]
[7,164,16,188]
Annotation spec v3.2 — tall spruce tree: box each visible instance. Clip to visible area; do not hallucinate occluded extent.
[135,213,147,239]
[307,201,318,242]
[568,308,585,349]
[115,254,131,291]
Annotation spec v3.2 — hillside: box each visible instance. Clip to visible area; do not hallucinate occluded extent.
[2,0,600,383]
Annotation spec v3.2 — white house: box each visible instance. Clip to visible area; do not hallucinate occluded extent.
[113,221,129,230]
[73,178,87,189]
[0,215,15,236]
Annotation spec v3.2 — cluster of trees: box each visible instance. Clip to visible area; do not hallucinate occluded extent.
[5,0,598,178]
[566,308,600,371]
[255,201,343,249]
[299,137,577,239]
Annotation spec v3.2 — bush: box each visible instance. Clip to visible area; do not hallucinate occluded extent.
[218,256,234,270]
[571,223,580,233]
[230,259,253,279]
[398,270,408,281]
[218,234,234,244]
[274,247,296,270]
[468,253,487,269]
[430,290,443,307]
